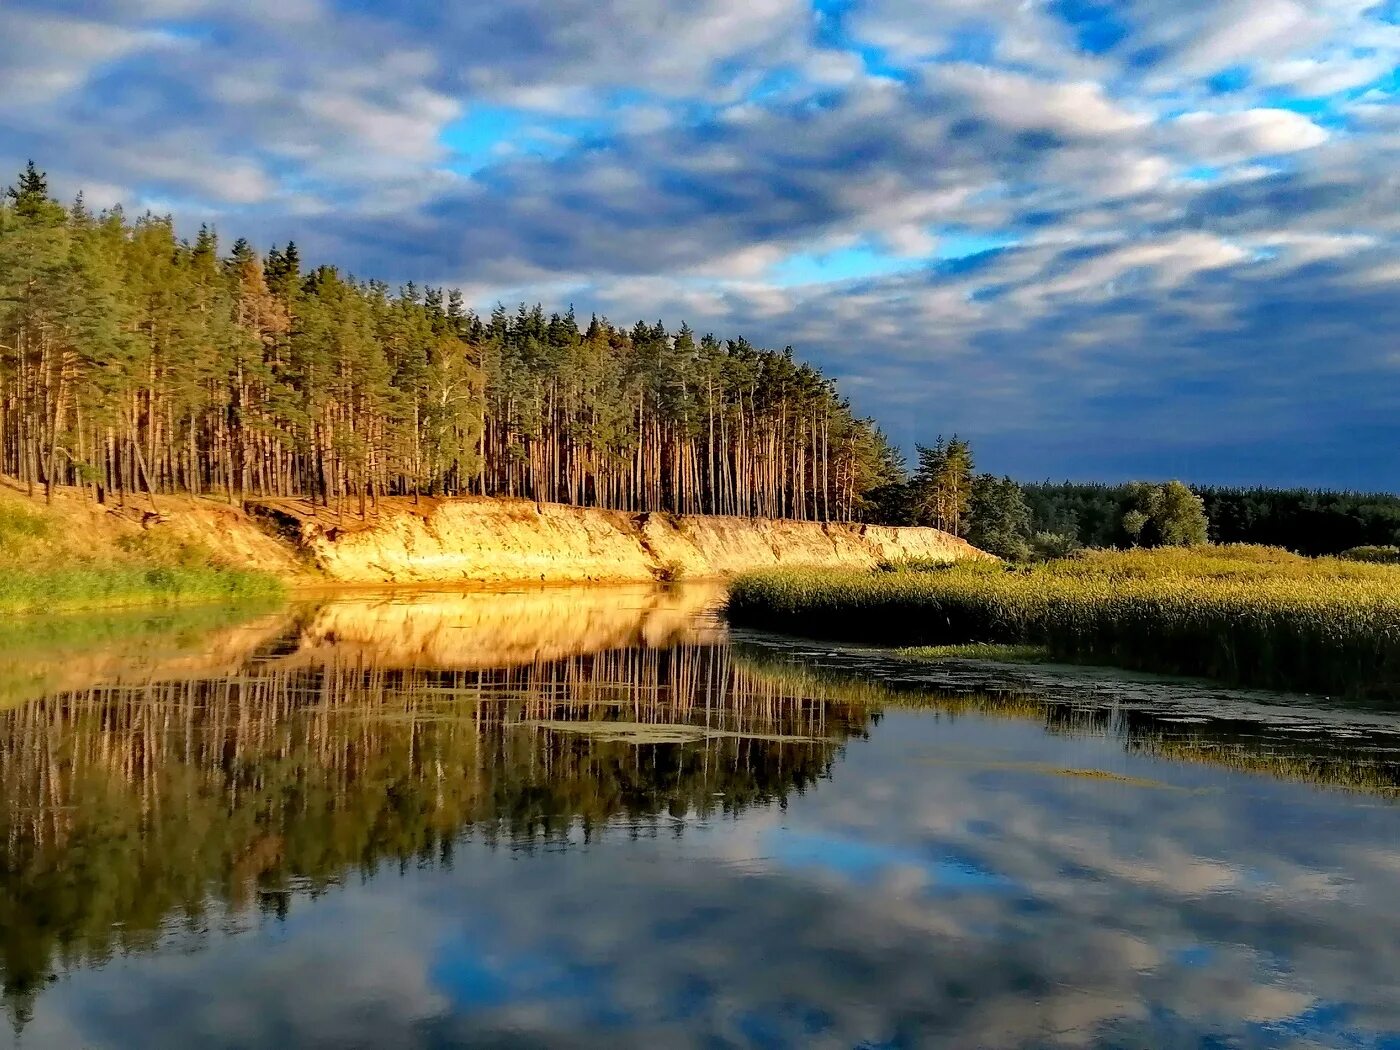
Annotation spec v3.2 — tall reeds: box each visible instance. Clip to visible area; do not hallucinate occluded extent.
[726,547,1400,697]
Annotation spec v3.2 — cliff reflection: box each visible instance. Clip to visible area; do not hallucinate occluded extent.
[284,581,728,669]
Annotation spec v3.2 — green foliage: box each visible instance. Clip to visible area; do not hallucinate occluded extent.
[1340,545,1400,564]
[1029,530,1080,560]
[966,473,1032,558]
[910,436,975,536]
[1125,480,1210,547]
[1025,481,1400,555]
[0,165,896,521]
[726,547,1400,697]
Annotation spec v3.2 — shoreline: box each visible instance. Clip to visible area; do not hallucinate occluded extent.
[0,480,987,612]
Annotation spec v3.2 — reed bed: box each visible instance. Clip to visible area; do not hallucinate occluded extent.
[726,546,1400,697]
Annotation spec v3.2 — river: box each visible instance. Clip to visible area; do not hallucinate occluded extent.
[2,584,1398,1048]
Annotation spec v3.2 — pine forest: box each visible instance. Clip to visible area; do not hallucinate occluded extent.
[0,164,901,520]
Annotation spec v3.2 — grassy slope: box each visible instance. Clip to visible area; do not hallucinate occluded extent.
[726,546,1400,697]
[0,489,282,614]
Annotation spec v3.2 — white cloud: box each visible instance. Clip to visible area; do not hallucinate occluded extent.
[1172,108,1328,163]
[0,11,177,107]
[933,65,1150,138]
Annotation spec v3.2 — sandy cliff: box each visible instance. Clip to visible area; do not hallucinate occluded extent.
[249,496,988,584]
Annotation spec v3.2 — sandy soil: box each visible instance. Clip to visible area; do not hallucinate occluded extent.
[0,481,987,585]
[250,494,989,584]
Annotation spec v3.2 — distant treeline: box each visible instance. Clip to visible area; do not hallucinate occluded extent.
[1024,483,1400,556]
[869,437,1400,558]
[0,163,898,519]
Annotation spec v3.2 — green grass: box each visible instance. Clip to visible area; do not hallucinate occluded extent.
[0,560,281,614]
[893,643,1052,664]
[0,501,52,544]
[0,498,281,614]
[726,546,1400,698]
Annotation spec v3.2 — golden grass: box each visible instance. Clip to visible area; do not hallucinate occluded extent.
[726,546,1400,696]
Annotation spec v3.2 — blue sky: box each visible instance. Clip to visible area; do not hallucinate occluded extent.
[2,0,1398,486]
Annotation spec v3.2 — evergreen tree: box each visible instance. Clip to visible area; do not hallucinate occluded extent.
[0,166,907,521]
[911,436,975,536]
[966,474,1032,558]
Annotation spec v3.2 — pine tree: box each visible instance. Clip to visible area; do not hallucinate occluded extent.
[0,166,912,522]
[912,436,975,535]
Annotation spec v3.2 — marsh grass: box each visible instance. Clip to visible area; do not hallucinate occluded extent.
[1341,545,1400,565]
[893,643,1051,664]
[727,546,1400,697]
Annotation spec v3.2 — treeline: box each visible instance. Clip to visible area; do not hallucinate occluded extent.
[1025,483,1400,556]
[0,163,898,519]
[871,438,1392,560]
[867,436,1096,559]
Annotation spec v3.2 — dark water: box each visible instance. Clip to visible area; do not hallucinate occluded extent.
[4,585,1400,1049]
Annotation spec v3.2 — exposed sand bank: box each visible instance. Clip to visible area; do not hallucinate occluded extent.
[250,495,988,584]
[0,482,986,587]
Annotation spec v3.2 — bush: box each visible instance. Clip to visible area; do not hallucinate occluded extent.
[1030,531,1080,560]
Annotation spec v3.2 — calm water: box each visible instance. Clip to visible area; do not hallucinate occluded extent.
[4,584,1400,1049]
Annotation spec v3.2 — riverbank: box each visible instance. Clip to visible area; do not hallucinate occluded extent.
[725,546,1400,697]
[0,484,285,614]
[0,481,987,609]
[248,495,988,583]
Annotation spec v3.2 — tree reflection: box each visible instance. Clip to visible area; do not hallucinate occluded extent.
[0,639,869,1028]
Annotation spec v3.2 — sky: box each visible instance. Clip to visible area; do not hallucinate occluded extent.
[1,0,1398,488]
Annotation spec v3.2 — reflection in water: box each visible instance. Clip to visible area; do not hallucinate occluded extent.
[3,588,1400,1047]
[0,597,864,1031]
[735,643,1400,796]
[287,581,728,669]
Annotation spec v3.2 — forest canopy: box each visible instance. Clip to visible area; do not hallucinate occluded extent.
[0,163,901,520]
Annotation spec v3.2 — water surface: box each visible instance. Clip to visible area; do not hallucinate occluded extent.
[3,585,1400,1048]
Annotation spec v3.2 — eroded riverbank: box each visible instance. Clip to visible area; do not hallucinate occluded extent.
[0,482,987,598]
